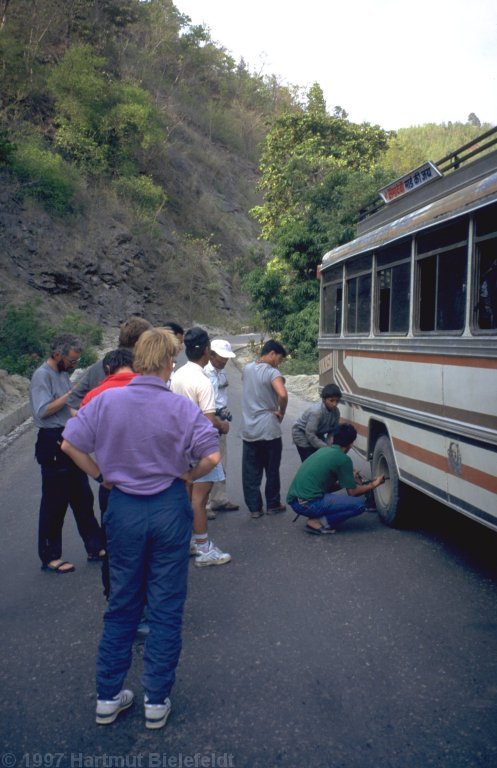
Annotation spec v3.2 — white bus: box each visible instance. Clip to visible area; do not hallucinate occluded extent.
[318,128,497,529]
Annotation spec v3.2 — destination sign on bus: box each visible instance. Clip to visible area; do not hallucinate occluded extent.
[379,161,442,203]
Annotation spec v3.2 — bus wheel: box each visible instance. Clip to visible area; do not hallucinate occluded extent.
[372,435,404,526]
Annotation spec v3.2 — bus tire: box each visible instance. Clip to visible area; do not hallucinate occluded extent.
[371,435,405,526]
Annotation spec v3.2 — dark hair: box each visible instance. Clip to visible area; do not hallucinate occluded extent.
[321,384,341,400]
[164,321,184,337]
[260,339,287,357]
[102,348,134,376]
[333,423,357,447]
[50,333,82,357]
[184,326,210,361]
[118,317,152,349]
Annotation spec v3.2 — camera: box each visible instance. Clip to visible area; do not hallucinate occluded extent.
[215,406,232,422]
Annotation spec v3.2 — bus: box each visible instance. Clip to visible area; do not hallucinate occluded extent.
[318,127,497,530]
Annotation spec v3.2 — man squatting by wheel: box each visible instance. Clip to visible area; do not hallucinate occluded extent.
[287,423,385,535]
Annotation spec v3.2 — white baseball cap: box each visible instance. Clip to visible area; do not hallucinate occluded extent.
[210,339,236,359]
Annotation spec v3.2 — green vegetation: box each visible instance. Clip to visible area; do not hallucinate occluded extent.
[245,82,493,367]
[0,0,294,217]
[9,135,84,213]
[1,1,493,371]
[245,83,391,365]
[0,305,102,377]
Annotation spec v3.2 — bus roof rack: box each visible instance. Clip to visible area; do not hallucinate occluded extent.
[359,125,497,222]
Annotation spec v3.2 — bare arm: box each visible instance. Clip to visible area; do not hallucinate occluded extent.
[205,411,229,434]
[181,451,221,483]
[60,439,102,481]
[43,389,75,418]
[347,475,385,497]
[271,376,288,422]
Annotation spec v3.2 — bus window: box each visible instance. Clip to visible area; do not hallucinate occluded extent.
[346,255,372,334]
[321,265,343,335]
[474,203,497,331]
[376,241,411,334]
[416,219,468,333]
[418,247,467,332]
[475,243,497,330]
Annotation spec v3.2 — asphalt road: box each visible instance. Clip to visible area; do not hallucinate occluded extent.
[1,353,497,768]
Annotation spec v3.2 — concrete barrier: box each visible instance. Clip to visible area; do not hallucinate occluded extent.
[0,401,32,437]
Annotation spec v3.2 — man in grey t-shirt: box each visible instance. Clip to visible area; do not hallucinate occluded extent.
[240,339,288,518]
[30,333,104,573]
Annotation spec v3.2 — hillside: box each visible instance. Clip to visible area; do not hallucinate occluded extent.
[1,0,491,341]
[0,129,265,327]
[0,0,285,329]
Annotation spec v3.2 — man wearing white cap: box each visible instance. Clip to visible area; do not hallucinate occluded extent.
[205,340,239,518]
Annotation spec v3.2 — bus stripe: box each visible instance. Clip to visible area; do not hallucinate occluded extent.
[344,350,497,369]
[336,351,497,432]
[392,437,497,494]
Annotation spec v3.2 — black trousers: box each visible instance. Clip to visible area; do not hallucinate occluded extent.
[35,428,104,565]
[242,438,282,513]
[296,445,317,463]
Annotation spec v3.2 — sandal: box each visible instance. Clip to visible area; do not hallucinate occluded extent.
[305,524,336,536]
[42,560,76,574]
[87,549,106,562]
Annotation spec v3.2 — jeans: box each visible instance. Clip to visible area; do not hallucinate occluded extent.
[96,479,192,704]
[36,428,104,564]
[289,492,365,527]
[98,485,111,599]
[242,438,282,512]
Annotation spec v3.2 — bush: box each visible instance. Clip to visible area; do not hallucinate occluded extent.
[0,129,16,165]
[10,139,82,213]
[53,312,103,347]
[0,305,102,377]
[280,354,318,376]
[280,301,320,362]
[0,305,49,376]
[112,174,166,223]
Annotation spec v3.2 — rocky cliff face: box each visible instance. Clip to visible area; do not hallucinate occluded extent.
[1,189,152,320]
[0,133,266,327]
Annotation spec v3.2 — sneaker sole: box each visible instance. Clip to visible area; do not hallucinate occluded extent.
[194,555,232,567]
[145,708,171,730]
[96,700,133,725]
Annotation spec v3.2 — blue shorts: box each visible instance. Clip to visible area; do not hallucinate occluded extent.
[192,461,225,484]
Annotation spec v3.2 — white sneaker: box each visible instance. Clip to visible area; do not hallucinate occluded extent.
[144,696,171,729]
[194,541,231,567]
[96,689,134,725]
[189,539,198,556]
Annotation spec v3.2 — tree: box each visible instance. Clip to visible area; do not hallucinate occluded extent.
[251,106,389,240]
[247,98,390,360]
[307,82,326,115]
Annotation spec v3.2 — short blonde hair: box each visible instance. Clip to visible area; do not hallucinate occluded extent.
[133,328,180,375]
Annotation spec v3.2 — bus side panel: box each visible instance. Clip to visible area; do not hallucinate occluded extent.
[319,345,497,528]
